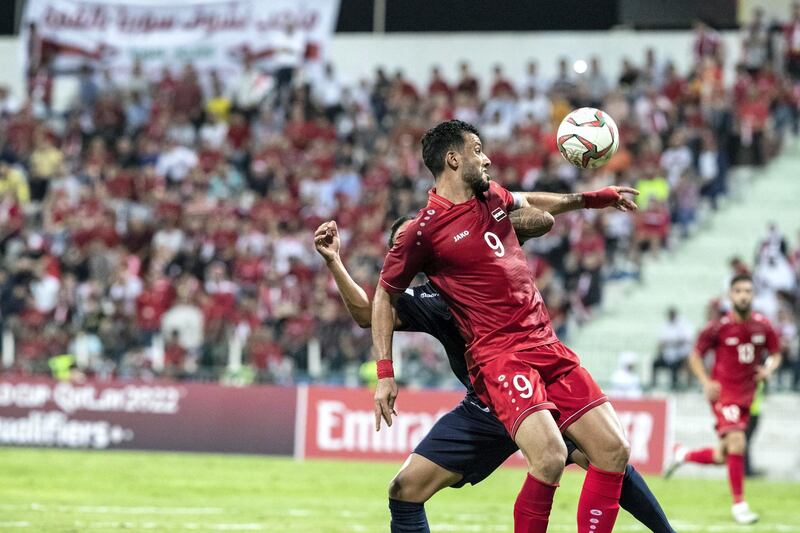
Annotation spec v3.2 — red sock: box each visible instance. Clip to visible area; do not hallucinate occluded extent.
[685,447,716,464]
[514,473,557,533]
[727,453,745,504]
[577,465,623,533]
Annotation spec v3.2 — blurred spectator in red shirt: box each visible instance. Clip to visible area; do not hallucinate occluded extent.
[693,20,723,65]
[136,275,174,341]
[456,61,479,97]
[163,329,187,377]
[489,64,516,98]
[739,86,770,166]
[427,66,451,98]
[634,199,671,260]
[246,325,286,381]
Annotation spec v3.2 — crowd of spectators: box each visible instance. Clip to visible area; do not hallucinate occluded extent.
[1,10,800,386]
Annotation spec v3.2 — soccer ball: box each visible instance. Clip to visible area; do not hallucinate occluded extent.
[556,107,619,169]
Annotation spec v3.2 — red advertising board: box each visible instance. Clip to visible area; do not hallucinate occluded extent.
[0,379,671,473]
[299,385,464,461]
[300,386,671,474]
[609,397,671,475]
[0,378,296,455]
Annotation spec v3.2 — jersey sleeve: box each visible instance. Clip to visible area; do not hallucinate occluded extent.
[694,321,718,357]
[379,218,431,294]
[489,180,518,210]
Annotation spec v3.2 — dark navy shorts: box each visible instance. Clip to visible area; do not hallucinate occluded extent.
[413,397,578,488]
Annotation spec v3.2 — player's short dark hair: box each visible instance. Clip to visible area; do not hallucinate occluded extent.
[730,273,753,287]
[388,215,414,248]
[420,120,480,177]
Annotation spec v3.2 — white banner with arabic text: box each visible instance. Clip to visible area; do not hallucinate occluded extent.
[21,0,340,81]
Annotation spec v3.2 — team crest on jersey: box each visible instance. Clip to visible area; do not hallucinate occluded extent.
[751,334,765,344]
[724,337,739,346]
[492,207,507,221]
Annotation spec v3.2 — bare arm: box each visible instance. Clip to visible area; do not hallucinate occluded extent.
[326,258,372,327]
[314,221,403,329]
[756,352,783,382]
[519,192,585,215]
[372,286,396,363]
[315,221,372,327]
[687,351,710,385]
[688,351,720,401]
[372,285,399,430]
[510,207,555,241]
[509,186,638,241]
[507,194,557,241]
[515,186,640,216]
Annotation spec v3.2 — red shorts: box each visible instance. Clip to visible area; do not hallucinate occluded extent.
[711,401,750,436]
[469,341,607,438]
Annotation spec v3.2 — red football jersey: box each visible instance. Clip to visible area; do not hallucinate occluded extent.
[379,181,557,369]
[694,311,780,406]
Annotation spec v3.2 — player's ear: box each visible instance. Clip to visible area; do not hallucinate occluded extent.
[446,150,459,171]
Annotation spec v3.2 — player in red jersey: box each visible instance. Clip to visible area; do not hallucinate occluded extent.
[665,273,782,524]
[372,120,636,533]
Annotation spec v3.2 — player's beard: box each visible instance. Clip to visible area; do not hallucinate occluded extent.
[733,302,751,316]
[463,164,490,195]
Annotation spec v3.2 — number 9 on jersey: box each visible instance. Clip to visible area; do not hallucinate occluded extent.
[484,231,505,257]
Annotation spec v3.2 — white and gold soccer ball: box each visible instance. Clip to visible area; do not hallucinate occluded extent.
[556,107,619,169]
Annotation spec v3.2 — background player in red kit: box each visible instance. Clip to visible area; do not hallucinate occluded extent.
[372,120,636,533]
[665,273,782,524]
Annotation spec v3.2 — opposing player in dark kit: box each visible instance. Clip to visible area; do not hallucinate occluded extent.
[314,202,673,532]
[665,273,781,524]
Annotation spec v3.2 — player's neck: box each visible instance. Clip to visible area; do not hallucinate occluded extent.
[434,176,474,204]
[732,309,751,322]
